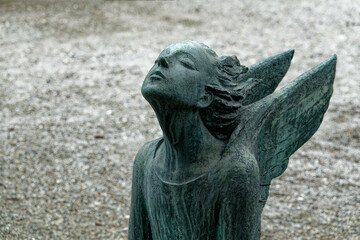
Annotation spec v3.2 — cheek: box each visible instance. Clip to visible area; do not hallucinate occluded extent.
[174,75,205,103]
[176,70,202,86]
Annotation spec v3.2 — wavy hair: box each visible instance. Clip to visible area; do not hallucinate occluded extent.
[198,45,249,140]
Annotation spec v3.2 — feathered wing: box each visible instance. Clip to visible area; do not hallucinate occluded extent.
[256,55,336,201]
[227,54,337,211]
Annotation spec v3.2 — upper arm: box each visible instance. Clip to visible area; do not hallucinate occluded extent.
[218,158,260,240]
[128,142,155,240]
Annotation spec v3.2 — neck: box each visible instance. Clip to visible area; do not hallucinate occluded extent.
[150,101,225,180]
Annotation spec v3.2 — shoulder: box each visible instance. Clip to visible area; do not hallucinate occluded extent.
[221,148,258,178]
[133,137,163,169]
[131,137,163,184]
[215,149,259,193]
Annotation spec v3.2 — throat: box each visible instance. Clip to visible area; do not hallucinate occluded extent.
[152,105,225,181]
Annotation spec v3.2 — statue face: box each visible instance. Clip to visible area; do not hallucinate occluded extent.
[142,41,214,108]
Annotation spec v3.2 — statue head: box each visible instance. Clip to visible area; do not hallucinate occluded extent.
[142,40,248,140]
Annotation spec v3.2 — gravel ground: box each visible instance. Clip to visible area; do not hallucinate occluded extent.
[0,0,359,239]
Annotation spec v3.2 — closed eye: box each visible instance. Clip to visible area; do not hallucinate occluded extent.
[180,60,197,70]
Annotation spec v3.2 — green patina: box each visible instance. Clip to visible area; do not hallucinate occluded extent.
[128,40,336,240]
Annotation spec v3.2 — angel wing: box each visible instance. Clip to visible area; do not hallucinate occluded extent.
[235,49,294,105]
[226,53,336,215]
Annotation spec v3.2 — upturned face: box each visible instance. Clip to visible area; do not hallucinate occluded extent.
[142,41,215,108]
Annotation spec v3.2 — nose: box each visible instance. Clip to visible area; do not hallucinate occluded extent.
[157,57,169,68]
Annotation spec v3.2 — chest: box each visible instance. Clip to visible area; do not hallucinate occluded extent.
[143,161,221,240]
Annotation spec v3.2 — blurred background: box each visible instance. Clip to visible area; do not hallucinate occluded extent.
[0,0,359,239]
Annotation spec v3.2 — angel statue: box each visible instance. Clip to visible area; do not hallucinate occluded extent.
[128,40,336,240]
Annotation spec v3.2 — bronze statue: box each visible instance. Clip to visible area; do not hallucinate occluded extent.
[129,40,336,239]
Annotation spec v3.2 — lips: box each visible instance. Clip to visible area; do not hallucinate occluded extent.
[150,70,166,81]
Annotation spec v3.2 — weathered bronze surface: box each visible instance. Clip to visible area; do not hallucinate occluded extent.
[129,40,336,239]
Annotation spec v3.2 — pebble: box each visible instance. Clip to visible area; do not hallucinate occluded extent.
[0,0,359,239]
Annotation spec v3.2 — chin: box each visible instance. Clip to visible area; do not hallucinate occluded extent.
[141,80,167,104]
